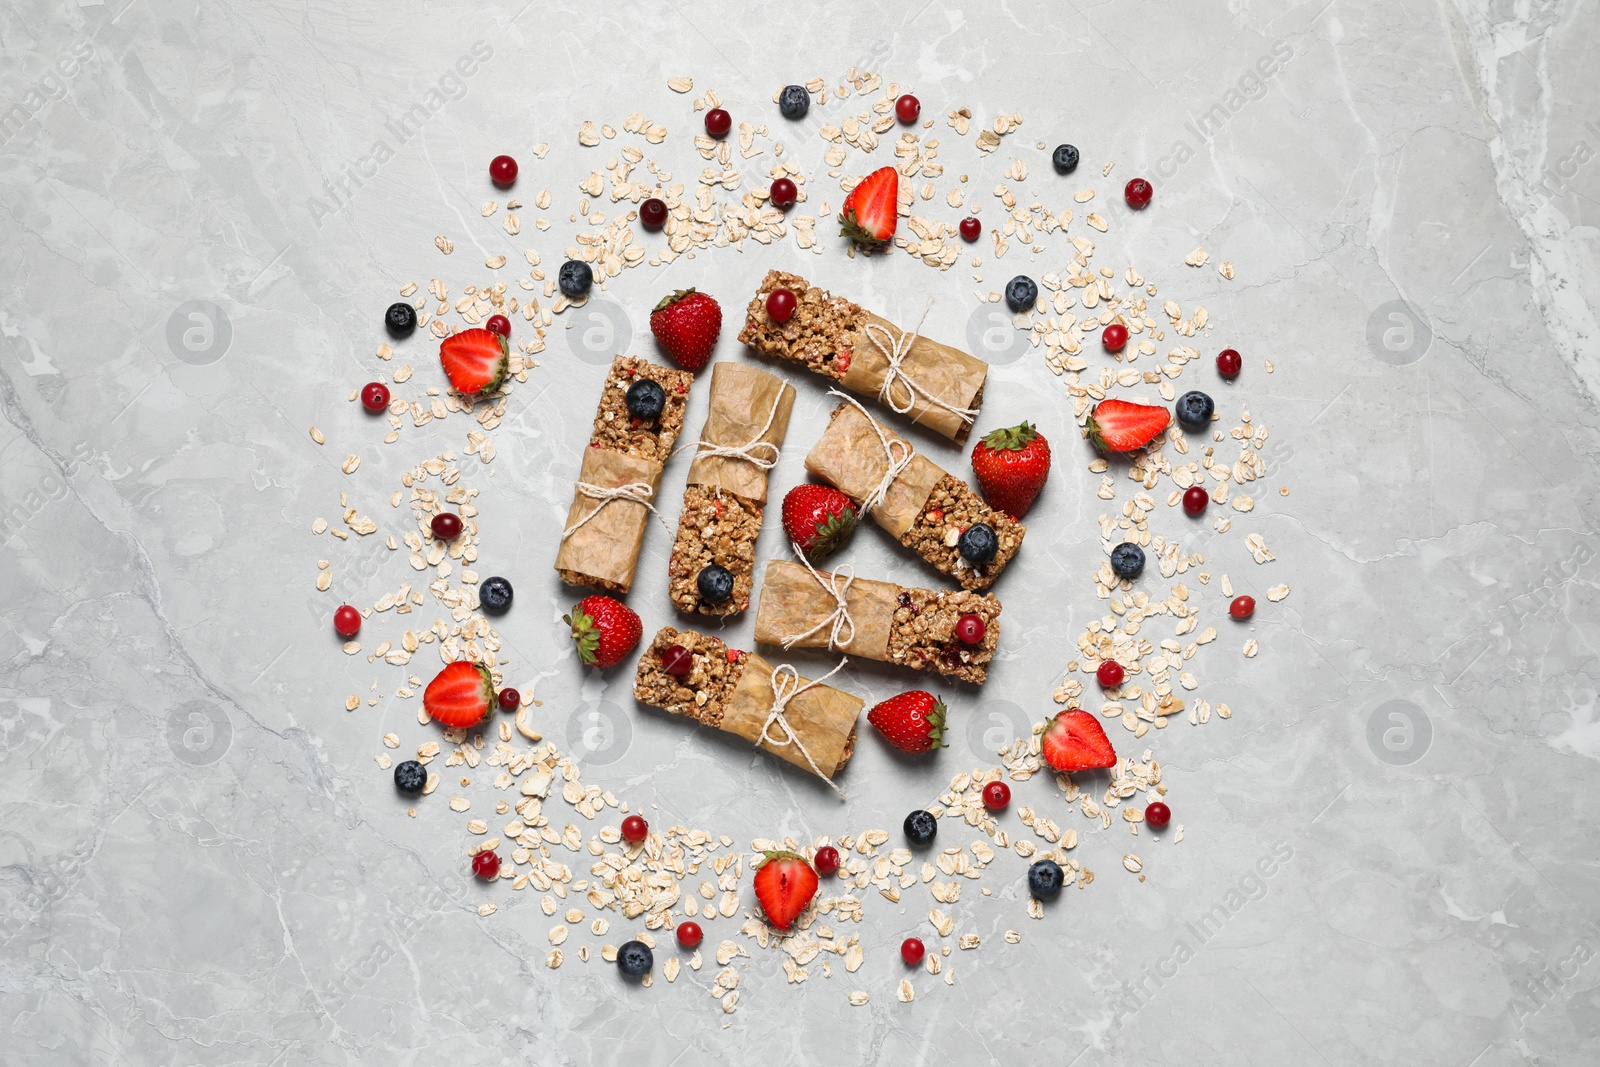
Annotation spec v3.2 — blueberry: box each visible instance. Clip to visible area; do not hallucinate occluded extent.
[1051,143,1080,175]
[1175,390,1215,430]
[1028,858,1064,900]
[958,523,998,565]
[558,260,593,298]
[625,378,666,421]
[904,809,938,846]
[385,302,416,338]
[697,564,734,603]
[1004,275,1038,313]
[479,576,513,614]
[778,84,810,120]
[393,760,427,794]
[1110,542,1145,581]
[616,939,653,978]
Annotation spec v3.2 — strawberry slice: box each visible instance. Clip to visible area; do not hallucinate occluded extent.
[753,851,819,931]
[439,327,509,398]
[423,660,494,729]
[1085,399,1170,453]
[1040,710,1117,772]
[838,166,898,250]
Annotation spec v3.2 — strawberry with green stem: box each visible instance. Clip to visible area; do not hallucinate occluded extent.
[565,595,642,669]
[423,660,495,729]
[867,691,948,754]
[438,327,509,398]
[781,484,857,561]
[971,421,1051,519]
[838,166,898,251]
[1084,399,1170,453]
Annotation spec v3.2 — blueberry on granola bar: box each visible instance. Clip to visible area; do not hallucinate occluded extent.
[958,523,999,565]
[697,564,734,604]
[625,378,666,421]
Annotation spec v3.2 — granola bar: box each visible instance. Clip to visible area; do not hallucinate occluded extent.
[738,269,987,442]
[666,363,795,615]
[753,560,1001,685]
[634,626,862,780]
[554,356,695,593]
[804,401,1025,591]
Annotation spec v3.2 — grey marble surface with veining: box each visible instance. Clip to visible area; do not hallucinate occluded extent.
[3,0,1599,1063]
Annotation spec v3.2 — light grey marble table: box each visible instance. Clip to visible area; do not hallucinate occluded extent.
[3,0,1598,1063]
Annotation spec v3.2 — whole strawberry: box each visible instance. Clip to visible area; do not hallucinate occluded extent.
[565,595,642,669]
[971,421,1051,519]
[781,484,857,560]
[753,851,819,930]
[650,289,722,371]
[867,691,948,754]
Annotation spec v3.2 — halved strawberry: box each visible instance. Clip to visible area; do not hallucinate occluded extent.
[439,327,509,398]
[752,850,819,931]
[1040,710,1117,773]
[838,166,898,250]
[1085,399,1170,453]
[423,660,494,729]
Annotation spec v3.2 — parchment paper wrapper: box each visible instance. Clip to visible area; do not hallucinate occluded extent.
[684,362,795,504]
[722,652,862,778]
[803,402,946,539]
[840,311,987,443]
[752,560,897,659]
[553,447,664,593]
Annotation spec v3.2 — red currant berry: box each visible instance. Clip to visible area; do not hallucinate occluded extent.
[1230,595,1256,620]
[621,814,649,843]
[485,314,510,338]
[1182,486,1209,516]
[333,605,362,638]
[813,845,841,875]
[901,937,926,966]
[959,216,981,242]
[766,288,797,324]
[471,850,501,879]
[1144,801,1171,829]
[431,512,463,540]
[1124,178,1153,209]
[489,155,518,188]
[497,688,521,712]
[662,644,694,676]
[954,613,986,645]
[676,920,703,948]
[895,94,921,124]
[360,381,391,413]
[1216,348,1242,379]
[704,108,732,138]
[638,197,668,231]
[769,177,797,209]
[1097,660,1125,688]
[1102,323,1129,352]
[982,781,1011,811]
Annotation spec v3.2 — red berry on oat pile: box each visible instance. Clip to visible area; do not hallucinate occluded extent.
[1230,595,1256,620]
[1124,178,1153,208]
[704,108,732,138]
[472,850,500,879]
[649,288,722,372]
[813,845,841,875]
[1097,660,1125,688]
[901,937,926,966]
[982,780,1011,811]
[959,216,981,242]
[360,381,390,413]
[497,688,520,712]
[662,644,693,677]
[488,155,517,187]
[485,314,510,338]
[676,920,703,948]
[1182,486,1209,516]
[1217,348,1242,379]
[333,604,361,638]
[566,596,642,669]
[954,613,986,645]
[431,512,463,540]
[1145,801,1172,829]
[895,94,921,124]
[769,177,797,209]
[766,288,797,324]
[1102,323,1129,352]
[621,814,648,843]
[639,197,668,230]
